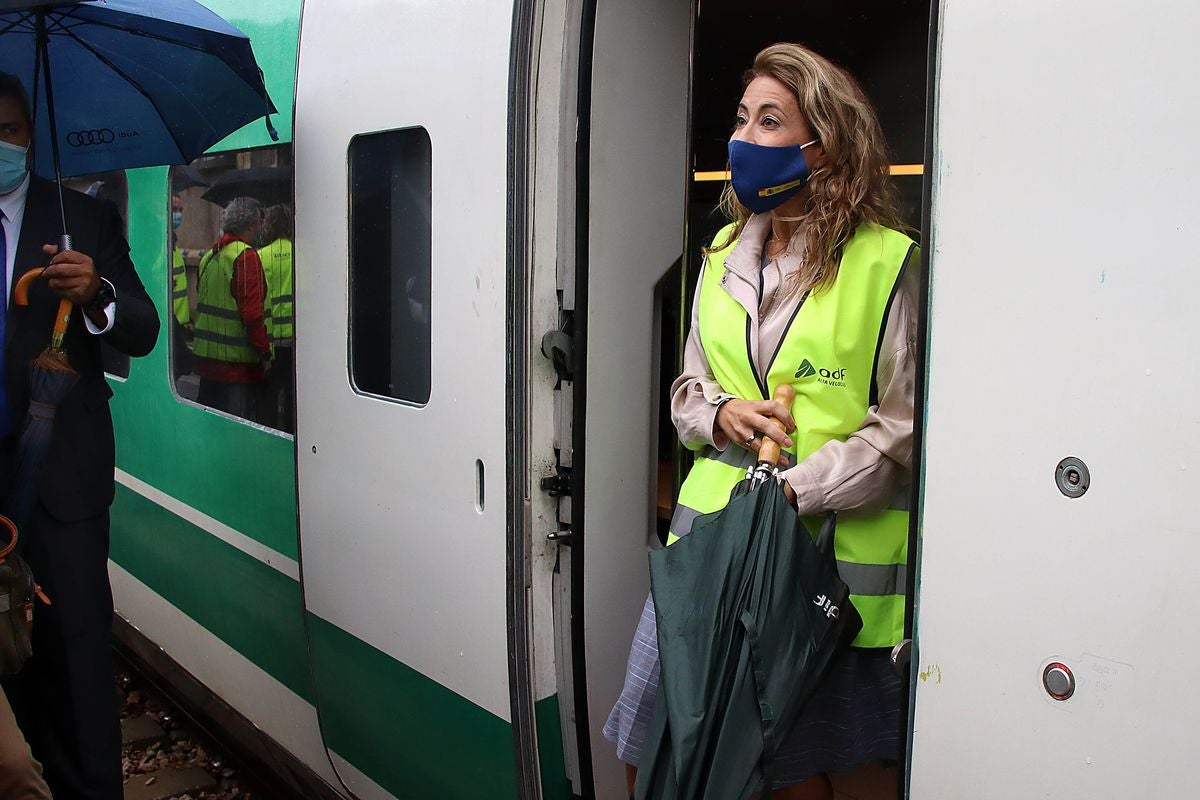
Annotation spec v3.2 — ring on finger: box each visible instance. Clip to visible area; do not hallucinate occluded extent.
[745,434,756,448]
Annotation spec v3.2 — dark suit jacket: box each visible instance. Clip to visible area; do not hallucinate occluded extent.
[5,177,159,522]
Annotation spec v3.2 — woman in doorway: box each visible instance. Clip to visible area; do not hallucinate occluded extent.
[603,43,919,799]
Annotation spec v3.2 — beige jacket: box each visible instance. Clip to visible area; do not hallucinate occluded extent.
[669,214,918,516]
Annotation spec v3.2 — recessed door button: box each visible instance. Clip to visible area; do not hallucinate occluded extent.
[1055,457,1090,498]
[1043,662,1075,701]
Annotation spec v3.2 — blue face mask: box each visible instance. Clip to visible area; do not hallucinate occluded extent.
[0,139,29,195]
[727,138,820,214]
[171,210,184,230]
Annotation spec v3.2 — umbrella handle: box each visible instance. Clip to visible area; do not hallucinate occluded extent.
[50,297,73,350]
[757,384,797,468]
[13,268,75,350]
[12,267,45,306]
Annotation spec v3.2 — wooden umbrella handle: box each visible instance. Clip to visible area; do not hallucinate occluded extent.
[757,384,797,467]
[50,297,73,350]
[13,268,75,350]
[12,267,45,306]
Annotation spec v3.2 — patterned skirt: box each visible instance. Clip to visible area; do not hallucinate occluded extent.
[601,593,903,786]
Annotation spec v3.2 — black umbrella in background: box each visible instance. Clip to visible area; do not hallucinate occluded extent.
[170,164,210,193]
[201,166,291,207]
[635,385,864,800]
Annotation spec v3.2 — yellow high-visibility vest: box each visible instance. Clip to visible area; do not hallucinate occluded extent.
[259,238,293,343]
[670,222,917,648]
[193,240,259,364]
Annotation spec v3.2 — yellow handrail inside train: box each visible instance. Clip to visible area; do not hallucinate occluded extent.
[694,164,925,181]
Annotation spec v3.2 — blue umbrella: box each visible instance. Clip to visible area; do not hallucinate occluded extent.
[0,1,84,10]
[0,0,278,180]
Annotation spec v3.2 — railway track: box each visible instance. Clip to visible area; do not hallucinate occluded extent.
[117,663,277,800]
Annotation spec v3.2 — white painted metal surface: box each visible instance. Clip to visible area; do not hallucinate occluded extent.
[912,1,1200,796]
[582,1,691,796]
[293,0,515,768]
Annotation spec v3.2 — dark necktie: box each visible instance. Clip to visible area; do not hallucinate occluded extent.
[0,210,9,437]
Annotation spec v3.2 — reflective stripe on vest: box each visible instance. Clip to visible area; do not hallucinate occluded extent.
[259,238,294,342]
[171,248,190,325]
[670,221,917,648]
[193,240,259,364]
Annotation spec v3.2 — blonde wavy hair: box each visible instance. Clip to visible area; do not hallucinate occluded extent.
[710,43,905,293]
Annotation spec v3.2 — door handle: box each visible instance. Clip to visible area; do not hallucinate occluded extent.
[891,638,913,675]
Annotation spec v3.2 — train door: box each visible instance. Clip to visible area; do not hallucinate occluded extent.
[567,0,693,796]
[911,2,1200,797]
[293,2,517,798]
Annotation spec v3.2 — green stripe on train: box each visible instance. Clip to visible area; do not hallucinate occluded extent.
[307,613,519,799]
[536,694,571,799]
[109,485,313,702]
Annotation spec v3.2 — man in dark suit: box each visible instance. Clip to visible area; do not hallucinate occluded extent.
[0,74,159,799]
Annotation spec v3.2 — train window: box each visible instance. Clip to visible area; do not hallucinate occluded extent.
[168,145,295,432]
[347,127,432,405]
[62,170,131,379]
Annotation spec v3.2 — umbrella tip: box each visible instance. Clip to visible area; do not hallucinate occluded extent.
[265,115,279,142]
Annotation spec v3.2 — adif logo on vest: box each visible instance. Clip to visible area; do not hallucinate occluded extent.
[813,593,840,619]
[795,359,847,387]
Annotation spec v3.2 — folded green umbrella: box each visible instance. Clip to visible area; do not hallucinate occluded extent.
[635,464,862,800]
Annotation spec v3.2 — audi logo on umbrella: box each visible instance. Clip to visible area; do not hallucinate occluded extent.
[66,129,116,147]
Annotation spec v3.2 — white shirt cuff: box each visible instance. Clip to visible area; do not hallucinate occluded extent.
[83,278,116,335]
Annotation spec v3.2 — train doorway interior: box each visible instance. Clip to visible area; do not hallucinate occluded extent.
[570,1,933,797]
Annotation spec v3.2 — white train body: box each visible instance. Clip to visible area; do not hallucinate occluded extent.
[104,1,1200,797]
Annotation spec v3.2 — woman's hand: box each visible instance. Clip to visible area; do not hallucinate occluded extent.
[716,398,796,452]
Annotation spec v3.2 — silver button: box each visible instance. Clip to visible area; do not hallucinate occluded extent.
[1043,662,1075,701]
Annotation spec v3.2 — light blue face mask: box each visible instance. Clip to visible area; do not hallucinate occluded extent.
[171,210,184,230]
[0,139,29,195]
